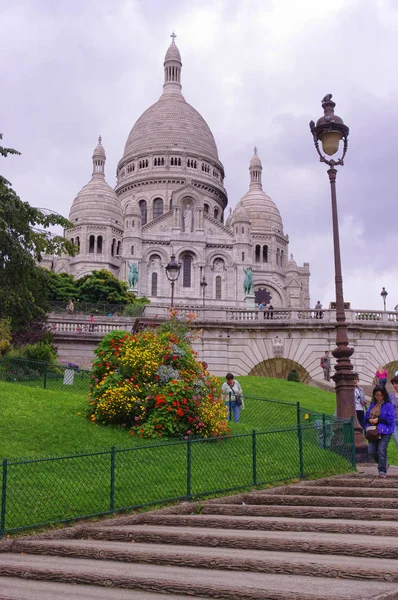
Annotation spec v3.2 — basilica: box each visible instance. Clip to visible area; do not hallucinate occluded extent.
[47,37,310,309]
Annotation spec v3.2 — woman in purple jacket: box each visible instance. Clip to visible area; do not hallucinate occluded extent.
[364,385,395,478]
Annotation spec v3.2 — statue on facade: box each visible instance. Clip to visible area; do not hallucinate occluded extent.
[183,204,193,232]
[243,267,254,295]
[128,263,139,289]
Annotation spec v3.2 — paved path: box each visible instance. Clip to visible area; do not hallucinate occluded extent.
[1,466,398,599]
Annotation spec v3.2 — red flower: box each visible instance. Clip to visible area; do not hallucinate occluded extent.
[177,408,184,417]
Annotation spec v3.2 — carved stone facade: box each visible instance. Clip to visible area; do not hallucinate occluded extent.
[44,38,310,309]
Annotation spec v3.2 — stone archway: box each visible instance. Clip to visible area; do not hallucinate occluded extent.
[249,358,310,383]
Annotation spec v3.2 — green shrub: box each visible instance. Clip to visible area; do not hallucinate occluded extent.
[8,341,57,364]
[287,369,300,382]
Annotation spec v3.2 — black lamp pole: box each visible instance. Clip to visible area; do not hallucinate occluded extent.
[381,287,388,312]
[310,94,367,462]
[200,275,208,309]
[165,254,181,308]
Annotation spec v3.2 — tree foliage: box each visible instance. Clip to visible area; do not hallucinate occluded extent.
[77,270,133,304]
[0,134,75,334]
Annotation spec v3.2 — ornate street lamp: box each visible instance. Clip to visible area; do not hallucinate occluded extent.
[310,94,367,460]
[381,287,388,312]
[200,275,208,309]
[165,254,181,308]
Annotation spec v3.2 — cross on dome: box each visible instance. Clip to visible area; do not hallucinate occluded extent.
[254,146,258,155]
[170,31,177,43]
[98,135,102,144]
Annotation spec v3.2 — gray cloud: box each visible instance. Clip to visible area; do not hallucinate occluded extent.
[1,0,397,310]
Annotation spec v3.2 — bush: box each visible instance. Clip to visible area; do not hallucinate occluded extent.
[7,341,57,364]
[287,369,300,382]
[87,317,229,439]
[0,318,11,355]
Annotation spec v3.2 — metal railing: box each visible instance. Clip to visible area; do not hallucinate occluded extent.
[0,357,91,394]
[49,301,145,317]
[0,419,355,536]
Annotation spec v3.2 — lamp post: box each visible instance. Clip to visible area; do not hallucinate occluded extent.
[381,287,388,311]
[165,254,181,308]
[200,275,208,309]
[310,94,367,461]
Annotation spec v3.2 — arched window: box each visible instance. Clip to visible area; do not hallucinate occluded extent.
[151,272,158,296]
[204,203,209,213]
[70,237,74,246]
[111,239,116,257]
[116,241,121,255]
[182,254,192,288]
[131,245,134,255]
[241,227,244,234]
[276,248,280,266]
[76,237,80,253]
[139,200,147,225]
[169,198,173,210]
[153,198,163,219]
[89,235,95,254]
[154,158,157,166]
[242,251,245,261]
[215,276,222,300]
[280,250,284,266]
[170,157,174,166]
[255,244,261,263]
[262,245,268,263]
[97,236,103,254]
[214,208,219,220]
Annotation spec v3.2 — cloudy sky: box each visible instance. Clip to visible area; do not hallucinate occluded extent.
[1,0,397,310]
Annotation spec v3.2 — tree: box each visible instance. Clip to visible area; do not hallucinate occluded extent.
[0,134,75,335]
[45,271,79,302]
[76,270,132,304]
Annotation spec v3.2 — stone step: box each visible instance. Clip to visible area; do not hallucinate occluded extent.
[69,524,398,559]
[312,477,398,488]
[11,538,398,583]
[283,485,398,498]
[0,553,397,600]
[225,494,398,509]
[0,577,207,600]
[202,502,398,521]
[126,512,398,537]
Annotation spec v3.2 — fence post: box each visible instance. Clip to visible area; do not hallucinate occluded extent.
[296,402,304,480]
[110,446,116,512]
[252,430,257,486]
[43,364,47,390]
[186,438,192,502]
[350,417,357,470]
[0,459,7,538]
[322,413,327,449]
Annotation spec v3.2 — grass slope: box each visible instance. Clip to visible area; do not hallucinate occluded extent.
[0,377,388,533]
[0,377,336,459]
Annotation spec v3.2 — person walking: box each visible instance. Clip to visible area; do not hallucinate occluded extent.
[315,300,323,319]
[320,351,331,381]
[364,385,395,478]
[221,373,243,423]
[354,376,367,430]
[375,366,388,387]
[89,314,95,332]
[389,376,398,448]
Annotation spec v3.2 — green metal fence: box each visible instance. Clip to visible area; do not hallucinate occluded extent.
[0,419,355,536]
[0,358,91,395]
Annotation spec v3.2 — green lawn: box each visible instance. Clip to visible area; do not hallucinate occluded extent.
[0,377,336,459]
[0,377,380,534]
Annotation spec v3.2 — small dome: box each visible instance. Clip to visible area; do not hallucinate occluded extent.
[165,41,181,63]
[250,147,262,169]
[231,151,284,234]
[93,135,106,158]
[286,253,298,271]
[69,137,122,225]
[69,179,122,225]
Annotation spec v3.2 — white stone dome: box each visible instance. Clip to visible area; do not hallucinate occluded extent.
[121,40,221,165]
[69,138,123,225]
[231,151,284,234]
[123,95,220,163]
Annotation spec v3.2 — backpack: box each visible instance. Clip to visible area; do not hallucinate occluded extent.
[320,357,325,367]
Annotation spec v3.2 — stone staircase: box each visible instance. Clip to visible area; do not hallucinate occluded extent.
[1,468,398,599]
